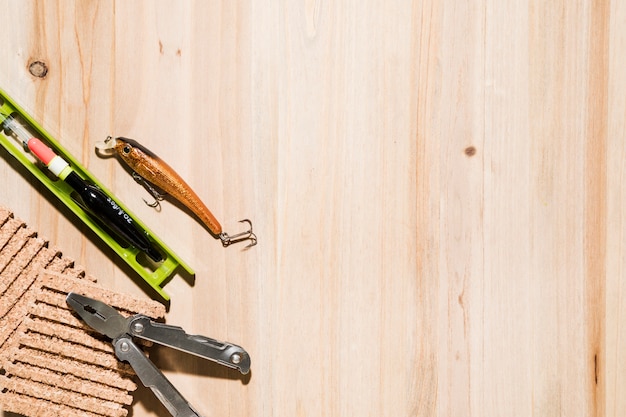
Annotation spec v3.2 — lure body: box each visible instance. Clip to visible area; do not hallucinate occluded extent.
[111,137,223,236]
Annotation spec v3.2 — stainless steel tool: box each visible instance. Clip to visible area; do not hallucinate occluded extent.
[66,292,250,417]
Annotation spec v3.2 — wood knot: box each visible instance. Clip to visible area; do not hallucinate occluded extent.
[464,146,477,157]
[28,60,49,78]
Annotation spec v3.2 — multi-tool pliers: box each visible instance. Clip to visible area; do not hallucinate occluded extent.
[66,292,251,417]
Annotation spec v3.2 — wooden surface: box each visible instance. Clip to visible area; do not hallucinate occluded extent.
[0,1,624,416]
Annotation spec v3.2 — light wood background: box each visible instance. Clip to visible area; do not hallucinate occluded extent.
[0,1,624,416]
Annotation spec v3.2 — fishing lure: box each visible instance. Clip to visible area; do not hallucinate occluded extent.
[96,136,257,248]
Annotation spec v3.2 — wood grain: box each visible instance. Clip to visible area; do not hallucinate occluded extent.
[0,1,624,416]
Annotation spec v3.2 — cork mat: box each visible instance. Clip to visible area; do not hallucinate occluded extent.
[0,206,166,417]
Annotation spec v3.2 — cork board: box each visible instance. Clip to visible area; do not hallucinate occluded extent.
[0,207,166,416]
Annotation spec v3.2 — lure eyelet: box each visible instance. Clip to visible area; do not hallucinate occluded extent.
[94,136,117,156]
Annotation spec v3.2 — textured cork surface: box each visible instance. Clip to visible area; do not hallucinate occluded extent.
[0,206,166,417]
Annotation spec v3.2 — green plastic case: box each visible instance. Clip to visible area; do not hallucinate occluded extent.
[0,88,193,300]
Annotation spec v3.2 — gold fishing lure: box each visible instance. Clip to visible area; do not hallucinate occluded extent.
[96,136,256,248]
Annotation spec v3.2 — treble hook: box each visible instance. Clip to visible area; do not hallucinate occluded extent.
[219,219,258,249]
[131,172,166,211]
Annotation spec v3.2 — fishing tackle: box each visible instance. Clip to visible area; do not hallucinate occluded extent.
[96,136,257,249]
[0,89,193,301]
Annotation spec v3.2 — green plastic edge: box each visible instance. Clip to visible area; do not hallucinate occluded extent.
[0,88,194,301]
